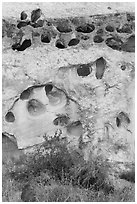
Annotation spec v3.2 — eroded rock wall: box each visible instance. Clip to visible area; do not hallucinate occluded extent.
[2,3,135,181]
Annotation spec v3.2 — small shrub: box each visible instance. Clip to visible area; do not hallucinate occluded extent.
[3,133,134,202]
[70,156,114,194]
[9,136,74,183]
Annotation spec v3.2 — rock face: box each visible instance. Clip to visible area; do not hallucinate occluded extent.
[2,3,135,180]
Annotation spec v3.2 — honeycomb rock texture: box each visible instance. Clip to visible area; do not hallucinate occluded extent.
[2,2,135,179]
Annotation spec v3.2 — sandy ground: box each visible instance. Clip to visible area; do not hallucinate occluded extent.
[2,2,135,19]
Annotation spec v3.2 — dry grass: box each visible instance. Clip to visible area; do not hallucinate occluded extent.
[2,136,135,202]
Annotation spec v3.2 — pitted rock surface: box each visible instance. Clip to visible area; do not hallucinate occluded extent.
[2,3,135,182]
[2,11,135,52]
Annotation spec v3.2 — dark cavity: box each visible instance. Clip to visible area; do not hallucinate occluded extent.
[68,38,80,46]
[126,13,135,22]
[77,64,91,77]
[5,111,15,123]
[31,20,44,28]
[76,24,95,33]
[53,115,70,126]
[105,37,123,51]
[55,40,66,49]
[96,29,104,35]
[20,87,33,100]
[31,8,41,23]
[95,57,106,79]
[45,84,53,95]
[116,24,132,34]
[41,33,51,43]
[56,23,72,33]
[17,21,29,29]
[93,35,104,43]
[12,39,31,51]
[116,111,130,127]
[20,11,28,20]
[81,35,90,40]
[120,65,126,71]
[105,25,114,32]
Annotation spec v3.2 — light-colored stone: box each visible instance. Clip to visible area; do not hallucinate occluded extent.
[2,2,135,179]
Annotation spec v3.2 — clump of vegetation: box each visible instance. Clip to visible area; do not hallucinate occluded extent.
[2,134,135,202]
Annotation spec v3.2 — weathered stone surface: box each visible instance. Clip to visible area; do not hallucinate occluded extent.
[2,2,135,185]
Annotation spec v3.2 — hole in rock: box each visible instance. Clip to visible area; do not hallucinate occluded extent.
[55,40,66,49]
[67,121,83,137]
[105,37,123,51]
[31,20,44,28]
[107,7,111,10]
[77,64,91,77]
[36,19,44,27]
[20,11,28,20]
[116,24,132,34]
[93,35,104,43]
[46,21,52,26]
[95,57,106,79]
[12,39,31,51]
[114,13,120,17]
[5,111,15,123]
[31,8,41,23]
[116,117,120,127]
[127,13,135,22]
[45,84,53,95]
[53,115,70,126]
[119,171,135,183]
[105,25,114,32]
[116,111,130,127]
[96,29,104,35]
[17,21,29,29]
[27,99,45,116]
[48,91,64,106]
[81,35,90,40]
[121,35,135,53]
[120,65,126,71]
[20,87,33,100]
[68,38,80,46]
[41,33,51,43]
[76,24,95,33]
[56,23,72,33]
